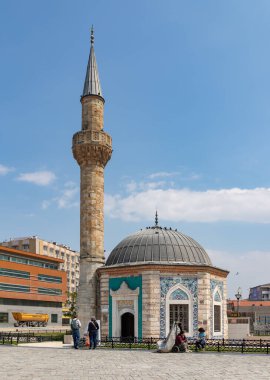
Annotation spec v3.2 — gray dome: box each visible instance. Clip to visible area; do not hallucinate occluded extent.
[105,226,212,266]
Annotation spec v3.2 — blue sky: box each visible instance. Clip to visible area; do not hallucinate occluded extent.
[1,0,270,298]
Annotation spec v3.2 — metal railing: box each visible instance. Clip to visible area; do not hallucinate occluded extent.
[99,336,159,350]
[193,338,270,354]
[0,332,67,345]
[1,333,269,354]
[96,337,270,354]
[0,329,70,335]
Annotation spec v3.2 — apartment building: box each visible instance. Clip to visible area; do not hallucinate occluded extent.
[0,245,67,327]
[249,284,270,301]
[0,237,79,294]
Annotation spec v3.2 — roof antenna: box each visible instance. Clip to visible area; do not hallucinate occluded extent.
[91,25,94,45]
[155,210,158,227]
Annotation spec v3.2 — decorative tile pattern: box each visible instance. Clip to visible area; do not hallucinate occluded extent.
[210,279,224,298]
[169,288,189,301]
[210,279,224,338]
[214,291,221,302]
[160,276,198,338]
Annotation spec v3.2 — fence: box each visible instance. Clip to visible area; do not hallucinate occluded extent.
[1,333,269,354]
[99,336,270,354]
[0,332,66,345]
[198,338,270,354]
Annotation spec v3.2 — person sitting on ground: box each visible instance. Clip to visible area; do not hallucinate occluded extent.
[175,330,189,352]
[196,327,206,350]
[88,316,99,350]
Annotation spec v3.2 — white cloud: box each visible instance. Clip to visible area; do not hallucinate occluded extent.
[0,164,14,175]
[42,200,51,210]
[208,248,270,299]
[17,171,56,186]
[42,182,79,210]
[56,182,79,209]
[125,180,167,193]
[148,171,179,179]
[126,180,137,193]
[105,187,270,223]
[148,170,200,181]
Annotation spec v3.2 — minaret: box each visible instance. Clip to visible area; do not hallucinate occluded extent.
[72,27,112,329]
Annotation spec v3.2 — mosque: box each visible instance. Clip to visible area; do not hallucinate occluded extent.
[72,29,229,339]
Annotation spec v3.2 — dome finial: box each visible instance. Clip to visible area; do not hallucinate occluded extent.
[155,210,158,227]
[91,25,94,45]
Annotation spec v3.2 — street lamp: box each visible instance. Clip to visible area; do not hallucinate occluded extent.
[235,287,242,317]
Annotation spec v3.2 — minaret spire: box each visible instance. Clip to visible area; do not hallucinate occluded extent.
[155,211,159,227]
[82,26,102,97]
[91,25,94,45]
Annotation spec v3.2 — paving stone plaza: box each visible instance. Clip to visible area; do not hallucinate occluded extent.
[1,346,270,379]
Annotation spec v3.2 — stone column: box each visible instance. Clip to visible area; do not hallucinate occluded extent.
[197,272,211,337]
[142,271,160,338]
[72,95,112,330]
[99,273,110,337]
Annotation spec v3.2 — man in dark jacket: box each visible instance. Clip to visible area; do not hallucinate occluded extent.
[88,316,99,349]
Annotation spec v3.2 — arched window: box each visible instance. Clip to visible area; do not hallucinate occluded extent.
[166,285,192,336]
[213,289,222,334]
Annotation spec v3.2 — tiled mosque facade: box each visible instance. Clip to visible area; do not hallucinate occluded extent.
[98,260,228,339]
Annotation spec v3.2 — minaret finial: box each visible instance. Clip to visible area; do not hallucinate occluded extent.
[82,26,102,97]
[91,25,94,46]
[155,211,158,227]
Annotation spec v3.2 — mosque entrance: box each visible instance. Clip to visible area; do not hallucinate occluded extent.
[121,312,134,339]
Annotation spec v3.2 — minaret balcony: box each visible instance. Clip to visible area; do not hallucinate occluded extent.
[72,130,112,148]
[72,129,112,167]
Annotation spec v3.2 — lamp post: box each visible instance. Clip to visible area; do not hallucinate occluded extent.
[235,287,242,317]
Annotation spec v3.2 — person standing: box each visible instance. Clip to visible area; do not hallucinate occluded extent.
[71,313,81,349]
[88,316,99,349]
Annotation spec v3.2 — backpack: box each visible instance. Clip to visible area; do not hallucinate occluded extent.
[88,320,99,332]
[71,318,79,330]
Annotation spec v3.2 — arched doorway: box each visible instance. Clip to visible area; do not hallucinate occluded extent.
[121,312,134,339]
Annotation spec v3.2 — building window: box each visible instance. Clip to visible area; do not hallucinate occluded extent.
[0,283,30,293]
[38,287,62,296]
[214,305,221,332]
[0,267,30,279]
[0,254,10,261]
[51,314,58,323]
[49,248,54,254]
[213,289,222,333]
[11,256,27,264]
[169,304,189,332]
[0,298,62,308]
[0,312,8,323]
[22,244,29,250]
[38,274,62,283]
[44,263,58,270]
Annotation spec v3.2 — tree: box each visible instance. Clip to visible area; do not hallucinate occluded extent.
[64,291,77,318]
